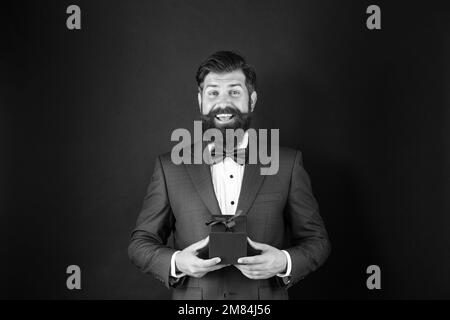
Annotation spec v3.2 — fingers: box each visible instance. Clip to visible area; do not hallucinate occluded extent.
[234,265,271,280]
[188,236,209,252]
[235,263,267,272]
[204,264,230,272]
[196,257,221,268]
[247,237,269,251]
[237,255,266,265]
[190,261,230,278]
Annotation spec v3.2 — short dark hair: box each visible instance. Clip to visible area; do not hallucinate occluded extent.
[195,51,257,95]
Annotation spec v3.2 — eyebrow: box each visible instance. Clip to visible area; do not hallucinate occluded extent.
[204,83,243,89]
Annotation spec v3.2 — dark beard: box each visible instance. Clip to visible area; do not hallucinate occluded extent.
[200,106,252,137]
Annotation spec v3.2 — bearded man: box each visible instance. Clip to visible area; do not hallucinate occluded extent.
[128,51,331,300]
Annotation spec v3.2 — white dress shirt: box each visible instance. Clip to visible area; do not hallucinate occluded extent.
[170,132,292,278]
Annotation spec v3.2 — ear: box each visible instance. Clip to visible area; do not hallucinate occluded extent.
[198,91,202,112]
[250,91,257,112]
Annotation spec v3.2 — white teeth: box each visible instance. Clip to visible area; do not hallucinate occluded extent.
[216,114,233,121]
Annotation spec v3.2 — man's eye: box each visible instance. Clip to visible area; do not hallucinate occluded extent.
[208,91,219,97]
[230,90,241,96]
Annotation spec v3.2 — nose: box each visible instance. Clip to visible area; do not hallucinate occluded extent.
[215,102,231,110]
[211,93,235,113]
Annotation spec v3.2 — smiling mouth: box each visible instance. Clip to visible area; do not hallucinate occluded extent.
[215,114,235,122]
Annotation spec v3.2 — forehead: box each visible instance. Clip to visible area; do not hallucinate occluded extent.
[203,70,246,86]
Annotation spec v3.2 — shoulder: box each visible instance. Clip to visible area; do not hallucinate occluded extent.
[278,146,300,159]
[258,146,303,177]
[278,146,303,166]
[157,141,197,164]
[156,151,181,173]
[155,142,198,173]
[158,150,173,164]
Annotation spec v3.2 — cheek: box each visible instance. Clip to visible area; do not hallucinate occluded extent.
[201,100,214,115]
[201,98,213,115]
[235,97,250,112]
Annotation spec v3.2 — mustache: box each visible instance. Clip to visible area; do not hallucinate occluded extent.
[206,106,245,117]
[200,109,252,134]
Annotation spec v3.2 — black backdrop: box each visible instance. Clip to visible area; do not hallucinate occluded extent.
[3,0,450,299]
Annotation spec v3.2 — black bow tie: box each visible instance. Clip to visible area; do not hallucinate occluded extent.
[209,146,248,165]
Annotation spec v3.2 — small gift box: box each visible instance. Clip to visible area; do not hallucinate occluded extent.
[206,210,247,264]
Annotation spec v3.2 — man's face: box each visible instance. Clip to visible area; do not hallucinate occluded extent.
[198,70,257,131]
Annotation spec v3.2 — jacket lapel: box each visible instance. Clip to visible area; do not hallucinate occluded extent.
[236,162,266,216]
[184,141,222,216]
[184,162,222,216]
[183,139,266,217]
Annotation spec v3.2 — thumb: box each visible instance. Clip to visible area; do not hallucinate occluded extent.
[189,236,209,252]
[247,237,268,251]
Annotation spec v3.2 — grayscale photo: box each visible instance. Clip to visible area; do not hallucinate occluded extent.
[2,0,450,308]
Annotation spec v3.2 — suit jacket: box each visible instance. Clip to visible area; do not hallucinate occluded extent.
[128,142,331,300]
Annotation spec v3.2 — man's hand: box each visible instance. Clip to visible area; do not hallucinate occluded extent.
[175,236,229,278]
[234,237,287,280]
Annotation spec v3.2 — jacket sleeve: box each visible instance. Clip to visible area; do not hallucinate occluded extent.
[284,150,331,287]
[128,155,179,289]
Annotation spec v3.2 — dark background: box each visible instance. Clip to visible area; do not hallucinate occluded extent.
[3,0,450,299]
